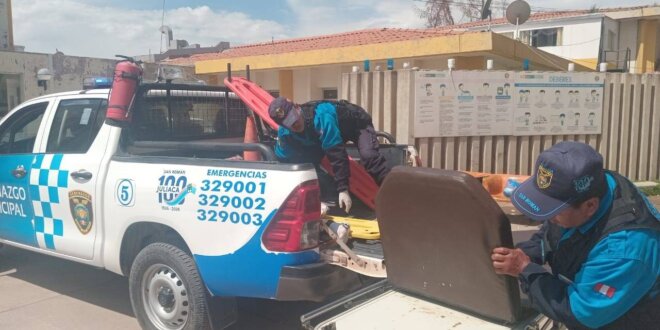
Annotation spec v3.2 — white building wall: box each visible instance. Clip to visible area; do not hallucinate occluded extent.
[252,71,279,92]
[293,68,312,103]
[0,51,195,106]
[488,16,603,61]
[311,65,342,98]
[619,20,639,72]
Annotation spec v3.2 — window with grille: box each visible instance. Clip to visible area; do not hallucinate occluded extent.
[322,89,338,100]
[129,85,248,142]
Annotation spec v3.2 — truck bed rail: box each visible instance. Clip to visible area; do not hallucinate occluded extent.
[131,140,277,161]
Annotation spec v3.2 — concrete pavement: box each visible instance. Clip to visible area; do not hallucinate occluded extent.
[0,246,322,330]
[0,246,137,329]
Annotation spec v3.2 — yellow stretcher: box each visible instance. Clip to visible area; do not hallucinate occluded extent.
[325,215,380,240]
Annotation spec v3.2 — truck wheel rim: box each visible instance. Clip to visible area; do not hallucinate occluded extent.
[142,264,189,330]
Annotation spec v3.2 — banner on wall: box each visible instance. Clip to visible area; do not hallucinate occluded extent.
[413,71,604,137]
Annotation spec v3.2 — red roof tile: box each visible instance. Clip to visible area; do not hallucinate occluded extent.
[437,5,654,30]
[165,5,655,66]
[166,28,468,65]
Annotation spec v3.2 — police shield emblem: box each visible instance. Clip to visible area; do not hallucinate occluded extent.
[69,190,93,235]
[536,165,554,189]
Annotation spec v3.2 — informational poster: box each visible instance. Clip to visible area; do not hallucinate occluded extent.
[414,71,447,137]
[413,70,604,137]
[513,72,604,135]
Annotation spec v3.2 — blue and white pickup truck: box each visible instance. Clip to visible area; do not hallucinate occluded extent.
[0,82,372,329]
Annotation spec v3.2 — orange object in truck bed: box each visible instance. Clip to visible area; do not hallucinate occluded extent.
[224,76,379,210]
[464,171,530,202]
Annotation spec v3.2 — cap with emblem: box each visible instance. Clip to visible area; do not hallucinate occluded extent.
[268,97,300,129]
[512,141,606,221]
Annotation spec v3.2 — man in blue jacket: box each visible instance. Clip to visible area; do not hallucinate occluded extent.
[492,141,659,329]
[268,97,390,213]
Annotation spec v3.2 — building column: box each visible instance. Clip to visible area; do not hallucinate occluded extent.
[636,19,657,73]
[278,70,293,99]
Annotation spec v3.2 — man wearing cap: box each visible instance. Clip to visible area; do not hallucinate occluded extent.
[268,97,390,213]
[491,141,659,329]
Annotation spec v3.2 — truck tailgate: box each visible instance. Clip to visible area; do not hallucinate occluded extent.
[316,289,511,330]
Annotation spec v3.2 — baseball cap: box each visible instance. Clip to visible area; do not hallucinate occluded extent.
[511,141,606,221]
[268,97,300,128]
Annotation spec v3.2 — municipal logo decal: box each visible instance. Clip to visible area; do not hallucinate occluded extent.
[157,174,190,205]
[574,175,594,193]
[69,190,93,235]
[537,165,554,189]
[166,184,196,206]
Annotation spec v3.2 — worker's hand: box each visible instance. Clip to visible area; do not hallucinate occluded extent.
[491,247,530,277]
[338,191,352,214]
[320,202,329,217]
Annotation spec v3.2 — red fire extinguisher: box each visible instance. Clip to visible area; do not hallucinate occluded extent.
[106,55,143,126]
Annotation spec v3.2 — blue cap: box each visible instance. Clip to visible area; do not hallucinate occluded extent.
[268,97,300,128]
[512,142,606,221]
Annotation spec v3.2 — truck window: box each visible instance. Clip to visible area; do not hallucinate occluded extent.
[46,99,108,153]
[130,90,247,142]
[0,102,48,154]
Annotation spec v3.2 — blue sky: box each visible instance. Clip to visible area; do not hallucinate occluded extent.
[11,0,655,59]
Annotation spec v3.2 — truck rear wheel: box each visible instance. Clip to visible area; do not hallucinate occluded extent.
[129,242,210,330]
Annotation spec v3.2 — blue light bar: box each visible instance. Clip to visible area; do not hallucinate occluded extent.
[83,76,113,90]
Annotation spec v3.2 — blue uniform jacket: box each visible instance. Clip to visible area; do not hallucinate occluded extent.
[275,103,350,192]
[517,173,659,328]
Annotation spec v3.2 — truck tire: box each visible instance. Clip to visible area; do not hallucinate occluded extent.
[129,242,210,330]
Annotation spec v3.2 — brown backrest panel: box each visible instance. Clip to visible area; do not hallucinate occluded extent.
[376,167,521,323]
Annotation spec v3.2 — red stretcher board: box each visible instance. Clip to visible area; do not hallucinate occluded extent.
[224,77,378,210]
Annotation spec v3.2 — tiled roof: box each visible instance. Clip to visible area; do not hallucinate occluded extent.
[165,5,654,66]
[165,28,468,65]
[438,5,654,30]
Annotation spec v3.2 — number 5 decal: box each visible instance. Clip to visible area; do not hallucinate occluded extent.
[116,179,135,207]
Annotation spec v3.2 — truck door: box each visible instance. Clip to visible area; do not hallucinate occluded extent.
[0,102,49,247]
[36,97,108,259]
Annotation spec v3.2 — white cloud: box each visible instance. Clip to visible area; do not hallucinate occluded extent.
[10,0,657,59]
[12,0,287,58]
[286,0,425,36]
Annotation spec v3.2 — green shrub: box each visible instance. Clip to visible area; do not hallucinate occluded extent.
[639,182,660,196]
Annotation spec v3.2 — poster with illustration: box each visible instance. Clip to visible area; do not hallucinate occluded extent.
[413,70,515,137]
[414,71,447,137]
[513,72,604,135]
[413,71,604,137]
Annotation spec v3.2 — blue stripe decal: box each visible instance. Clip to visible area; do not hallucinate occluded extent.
[53,219,64,236]
[44,234,55,249]
[50,154,63,169]
[28,154,67,250]
[39,169,49,185]
[58,171,68,188]
[48,187,59,203]
[194,209,320,298]
[0,155,38,247]
[34,217,45,232]
[166,184,196,206]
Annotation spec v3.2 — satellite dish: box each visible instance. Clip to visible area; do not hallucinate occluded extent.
[506,0,531,25]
